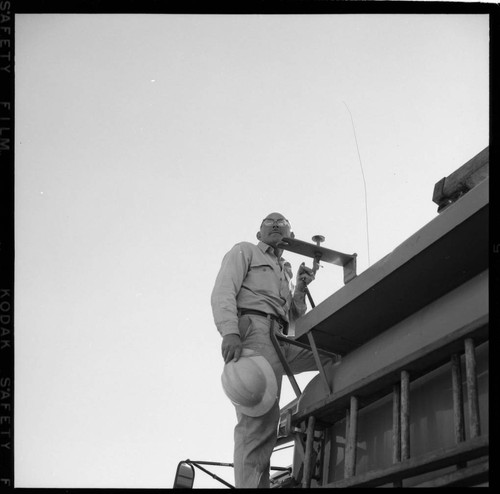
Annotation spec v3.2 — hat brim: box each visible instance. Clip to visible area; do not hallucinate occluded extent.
[223,352,278,417]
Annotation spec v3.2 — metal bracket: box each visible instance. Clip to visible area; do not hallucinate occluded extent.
[278,236,357,284]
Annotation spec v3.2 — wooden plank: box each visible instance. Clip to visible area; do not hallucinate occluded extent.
[465,338,481,438]
[392,383,402,487]
[292,316,488,426]
[451,353,466,444]
[343,408,350,479]
[413,461,489,487]
[392,383,401,464]
[302,416,316,488]
[321,428,333,485]
[323,435,488,488]
[401,371,410,461]
[345,396,358,478]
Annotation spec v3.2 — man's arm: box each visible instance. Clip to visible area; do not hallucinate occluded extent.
[211,243,250,362]
[290,262,316,320]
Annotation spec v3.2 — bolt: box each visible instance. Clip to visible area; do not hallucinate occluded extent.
[311,236,324,275]
[312,235,325,246]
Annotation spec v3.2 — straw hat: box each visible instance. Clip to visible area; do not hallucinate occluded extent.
[221,349,278,417]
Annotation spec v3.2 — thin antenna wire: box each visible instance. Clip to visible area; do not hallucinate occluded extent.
[343,101,371,266]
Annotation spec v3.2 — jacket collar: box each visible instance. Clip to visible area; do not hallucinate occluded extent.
[257,241,285,262]
[257,241,273,253]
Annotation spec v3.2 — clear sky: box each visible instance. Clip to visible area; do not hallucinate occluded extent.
[14,13,488,488]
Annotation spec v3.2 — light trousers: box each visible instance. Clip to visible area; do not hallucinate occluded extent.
[232,314,333,488]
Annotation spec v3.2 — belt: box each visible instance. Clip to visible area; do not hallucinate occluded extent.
[238,308,289,335]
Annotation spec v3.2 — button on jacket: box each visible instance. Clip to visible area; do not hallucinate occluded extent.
[211,241,307,337]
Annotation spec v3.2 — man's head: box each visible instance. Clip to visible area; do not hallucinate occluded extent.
[256,212,294,248]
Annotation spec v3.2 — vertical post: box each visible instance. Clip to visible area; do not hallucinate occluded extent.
[316,429,326,487]
[344,408,350,479]
[464,338,481,439]
[400,370,410,461]
[451,353,466,443]
[392,383,401,463]
[321,427,332,486]
[345,396,358,478]
[392,383,402,487]
[302,416,316,488]
[451,353,466,469]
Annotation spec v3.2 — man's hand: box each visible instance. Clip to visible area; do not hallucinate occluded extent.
[296,262,315,292]
[222,333,243,363]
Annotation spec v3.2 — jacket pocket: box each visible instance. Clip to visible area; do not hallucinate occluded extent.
[245,263,276,288]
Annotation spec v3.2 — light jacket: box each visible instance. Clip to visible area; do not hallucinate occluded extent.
[211,241,307,337]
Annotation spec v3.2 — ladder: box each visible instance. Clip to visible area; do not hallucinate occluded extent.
[284,316,488,488]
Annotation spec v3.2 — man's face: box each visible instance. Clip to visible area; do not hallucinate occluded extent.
[257,213,292,247]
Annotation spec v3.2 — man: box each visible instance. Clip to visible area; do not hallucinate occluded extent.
[211,212,334,488]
